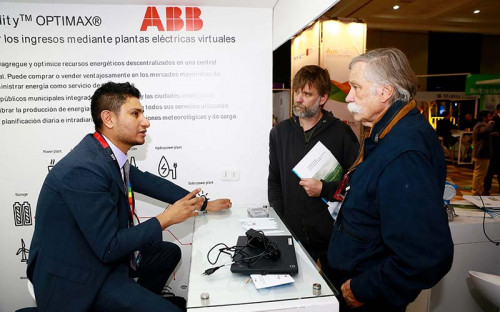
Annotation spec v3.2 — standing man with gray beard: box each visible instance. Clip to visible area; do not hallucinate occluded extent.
[268,65,359,280]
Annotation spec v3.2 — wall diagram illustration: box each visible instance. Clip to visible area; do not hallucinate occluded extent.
[48,159,56,172]
[13,202,32,226]
[158,156,177,179]
[16,239,29,263]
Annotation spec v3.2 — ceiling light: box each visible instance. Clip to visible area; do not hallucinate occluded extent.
[393,5,400,10]
[473,9,480,14]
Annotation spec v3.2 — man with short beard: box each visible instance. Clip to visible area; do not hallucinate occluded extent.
[268,65,359,280]
[328,48,453,312]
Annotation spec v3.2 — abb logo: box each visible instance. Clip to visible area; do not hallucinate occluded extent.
[140,6,203,31]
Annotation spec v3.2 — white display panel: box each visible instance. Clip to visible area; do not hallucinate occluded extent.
[0,3,271,310]
[273,0,339,50]
[321,20,366,140]
[291,21,320,78]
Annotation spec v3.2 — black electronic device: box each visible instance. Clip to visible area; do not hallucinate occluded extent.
[230,234,298,275]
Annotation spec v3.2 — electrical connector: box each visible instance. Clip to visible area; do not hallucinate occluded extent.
[202,265,223,276]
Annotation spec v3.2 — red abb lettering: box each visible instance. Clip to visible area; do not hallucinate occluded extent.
[166,7,183,31]
[185,7,203,31]
[140,6,164,31]
[140,6,203,31]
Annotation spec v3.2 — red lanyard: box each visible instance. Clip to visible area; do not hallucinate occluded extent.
[93,132,137,224]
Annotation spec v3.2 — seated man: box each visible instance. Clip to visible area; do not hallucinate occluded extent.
[27,81,232,312]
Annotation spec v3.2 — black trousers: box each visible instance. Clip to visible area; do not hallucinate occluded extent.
[484,154,500,193]
[130,241,181,294]
[91,241,183,312]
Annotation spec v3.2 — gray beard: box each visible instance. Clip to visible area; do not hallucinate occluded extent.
[293,103,321,118]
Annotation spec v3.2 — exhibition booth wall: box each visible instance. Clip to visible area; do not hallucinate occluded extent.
[0,1,338,310]
[291,20,366,139]
[0,3,269,310]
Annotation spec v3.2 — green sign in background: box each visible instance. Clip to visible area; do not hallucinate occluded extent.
[465,74,500,95]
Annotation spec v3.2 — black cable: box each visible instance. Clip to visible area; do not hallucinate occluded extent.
[207,243,234,265]
[203,230,281,275]
[470,188,500,246]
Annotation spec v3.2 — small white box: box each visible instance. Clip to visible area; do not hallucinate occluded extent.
[247,205,269,218]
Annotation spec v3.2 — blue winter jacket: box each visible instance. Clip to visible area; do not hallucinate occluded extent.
[328,100,453,310]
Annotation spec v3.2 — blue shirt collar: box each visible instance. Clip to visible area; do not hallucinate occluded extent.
[101,134,128,169]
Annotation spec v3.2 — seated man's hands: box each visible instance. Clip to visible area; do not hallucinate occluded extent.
[206,198,232,212]
[156,188,203,229]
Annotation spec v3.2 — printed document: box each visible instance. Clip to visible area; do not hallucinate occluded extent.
[251,274,294,289]
[292,141,343,182]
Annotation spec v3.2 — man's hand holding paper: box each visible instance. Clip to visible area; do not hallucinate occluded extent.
[299,178,323,197]
[293,141,343,200]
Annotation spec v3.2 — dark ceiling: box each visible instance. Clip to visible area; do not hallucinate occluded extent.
[323,0,500,35]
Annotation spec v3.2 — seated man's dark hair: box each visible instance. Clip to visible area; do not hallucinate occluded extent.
[91,81,141,130]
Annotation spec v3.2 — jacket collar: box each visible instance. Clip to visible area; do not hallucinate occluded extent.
[89,134,128,195]
[368,99,416,143]
[349,99,416,169]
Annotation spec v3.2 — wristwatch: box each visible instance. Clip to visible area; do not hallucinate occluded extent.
[199,195,208,212]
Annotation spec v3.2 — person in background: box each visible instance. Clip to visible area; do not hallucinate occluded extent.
[436,110,458,148]
[472,110,495,195]
[27,82,232,312]
[460,112,477,131]
[327,48,453,312]
[483,104,500,195]
[268,65,359,280]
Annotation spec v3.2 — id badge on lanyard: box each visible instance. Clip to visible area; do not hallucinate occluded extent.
[333,167,356,202]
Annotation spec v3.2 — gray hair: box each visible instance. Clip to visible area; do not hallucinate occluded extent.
[349,48,419,104]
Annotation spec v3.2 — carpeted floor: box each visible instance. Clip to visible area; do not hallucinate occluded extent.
[446,163,500,199]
